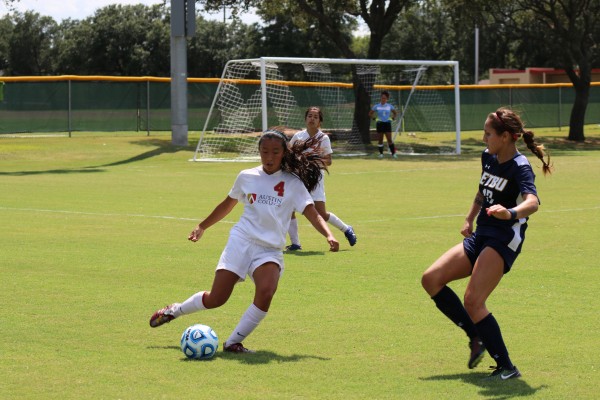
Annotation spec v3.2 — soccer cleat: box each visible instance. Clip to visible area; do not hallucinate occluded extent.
[378,154,384,159]
[468,338,486,369]
[149,303,180,328]
[285,244,302,251]
[392,153,398,159]
[344,226,357,246]
[223,342,255,354]
[486,365,521,381]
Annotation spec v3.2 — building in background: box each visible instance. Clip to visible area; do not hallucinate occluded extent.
[489,67,600,84]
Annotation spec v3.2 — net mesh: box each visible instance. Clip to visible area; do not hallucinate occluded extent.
[194,59,460,160]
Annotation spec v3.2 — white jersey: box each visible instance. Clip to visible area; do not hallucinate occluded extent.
[228,166,314,249]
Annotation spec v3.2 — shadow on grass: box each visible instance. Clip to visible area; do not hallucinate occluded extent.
[420,372,548,399]
[212,350,330,364]
[284,250,327,256]
[0,139,194,176]
[94,139,195,168]
[148,344,330,364]
[0,168,105,176]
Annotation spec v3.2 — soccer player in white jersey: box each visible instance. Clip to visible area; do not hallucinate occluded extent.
[421,108,552,380]
[149,130,339,353]
[369,90,398,158]
[286,106,357,251]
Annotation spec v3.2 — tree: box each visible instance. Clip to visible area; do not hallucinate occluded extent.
[0,15,13,73]
[7,12,57,75]
[197,0,416,144]
[445,0,600,142]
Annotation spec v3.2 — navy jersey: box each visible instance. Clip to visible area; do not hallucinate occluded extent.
[476,150,539,251]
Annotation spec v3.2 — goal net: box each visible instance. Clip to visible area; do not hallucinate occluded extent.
[192,57,460,161]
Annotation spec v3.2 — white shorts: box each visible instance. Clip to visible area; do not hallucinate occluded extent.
[310,178,326,202]
[216,231,284,282]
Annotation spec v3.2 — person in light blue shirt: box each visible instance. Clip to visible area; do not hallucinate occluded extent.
[369,90,398,158]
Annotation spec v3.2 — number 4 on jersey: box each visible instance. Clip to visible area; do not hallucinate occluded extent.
[274,181,285,196]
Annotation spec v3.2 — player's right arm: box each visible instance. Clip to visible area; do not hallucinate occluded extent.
[461,192,483,238]
[189,196,238,242]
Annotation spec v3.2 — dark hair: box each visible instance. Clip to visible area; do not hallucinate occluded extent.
[488,107,553,176]
[259,129,326,192]
[304,106,323,122]
[381,90,390,98]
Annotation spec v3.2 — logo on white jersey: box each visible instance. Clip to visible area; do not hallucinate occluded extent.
[246,193,282,207]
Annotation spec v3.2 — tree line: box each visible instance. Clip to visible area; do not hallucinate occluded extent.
[1,0,599,140]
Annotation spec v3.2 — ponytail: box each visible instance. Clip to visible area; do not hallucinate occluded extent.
[260,129,327,192]
[283,135,327,192]
[492,108,553,176]
[522,129,552,175]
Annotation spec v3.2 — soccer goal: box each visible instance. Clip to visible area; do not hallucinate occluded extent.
[191,57,461,161]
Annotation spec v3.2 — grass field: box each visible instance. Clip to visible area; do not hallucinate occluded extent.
[1,126,599,399]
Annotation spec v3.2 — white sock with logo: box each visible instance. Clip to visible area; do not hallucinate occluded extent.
[176,291,207,317]
[327,212,348,232]
[225,303,267,347]
[288,218,300,245]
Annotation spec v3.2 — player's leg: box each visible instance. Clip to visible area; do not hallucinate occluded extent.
[286,211,301,250]
[384,131,397,157]
[422,243,485,368]
[314,201,357,246]
[224,262,280,353]
[377,128,384,158]
[466,247,520,378]
[149,269,239,328]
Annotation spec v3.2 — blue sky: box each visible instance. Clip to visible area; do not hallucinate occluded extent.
[2,0,261,24]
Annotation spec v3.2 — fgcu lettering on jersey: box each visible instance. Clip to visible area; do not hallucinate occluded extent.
[247,193,257,204]
[479,171,508,191]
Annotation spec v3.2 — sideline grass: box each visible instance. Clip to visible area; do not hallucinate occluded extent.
[1,127,599,399]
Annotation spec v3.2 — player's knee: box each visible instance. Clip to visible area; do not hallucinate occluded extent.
[421,269,437,291]
[203,292,229,309]
[463,293,483,316]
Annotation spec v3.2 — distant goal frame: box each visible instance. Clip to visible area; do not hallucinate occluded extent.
[191,57,461,162]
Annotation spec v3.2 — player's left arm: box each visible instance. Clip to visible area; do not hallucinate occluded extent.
[302,204,339,252]
[486,193,539,220]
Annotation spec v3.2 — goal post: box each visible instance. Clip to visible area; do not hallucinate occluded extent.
[191,57,461,161]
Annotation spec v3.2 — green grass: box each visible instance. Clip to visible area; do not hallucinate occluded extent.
[1,126,599,399]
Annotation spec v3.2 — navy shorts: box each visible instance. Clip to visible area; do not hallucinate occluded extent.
[376,121,392,133]
[463,232,521,274]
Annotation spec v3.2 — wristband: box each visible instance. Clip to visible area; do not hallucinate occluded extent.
[508,208,517,220]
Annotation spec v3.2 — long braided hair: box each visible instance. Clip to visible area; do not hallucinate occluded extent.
[259,129,327,192]
[489,107,553,175]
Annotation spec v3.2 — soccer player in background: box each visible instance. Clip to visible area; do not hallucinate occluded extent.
[421,108,552,379]
[286,106,357,251]
[369,90,398,158]
[149,130,339,353]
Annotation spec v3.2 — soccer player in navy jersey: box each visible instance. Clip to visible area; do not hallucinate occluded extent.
[149,130,339,353]
[421,108,552,380]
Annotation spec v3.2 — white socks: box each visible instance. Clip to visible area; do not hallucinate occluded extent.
[288,218,300,245]
[225,303,267,347]
[176,291,207,317]
[327,212,348,232]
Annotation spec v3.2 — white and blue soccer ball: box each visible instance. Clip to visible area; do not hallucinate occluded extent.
[180,324,219,360]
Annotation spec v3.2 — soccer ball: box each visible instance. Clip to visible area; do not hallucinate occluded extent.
[180,324,219,360]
